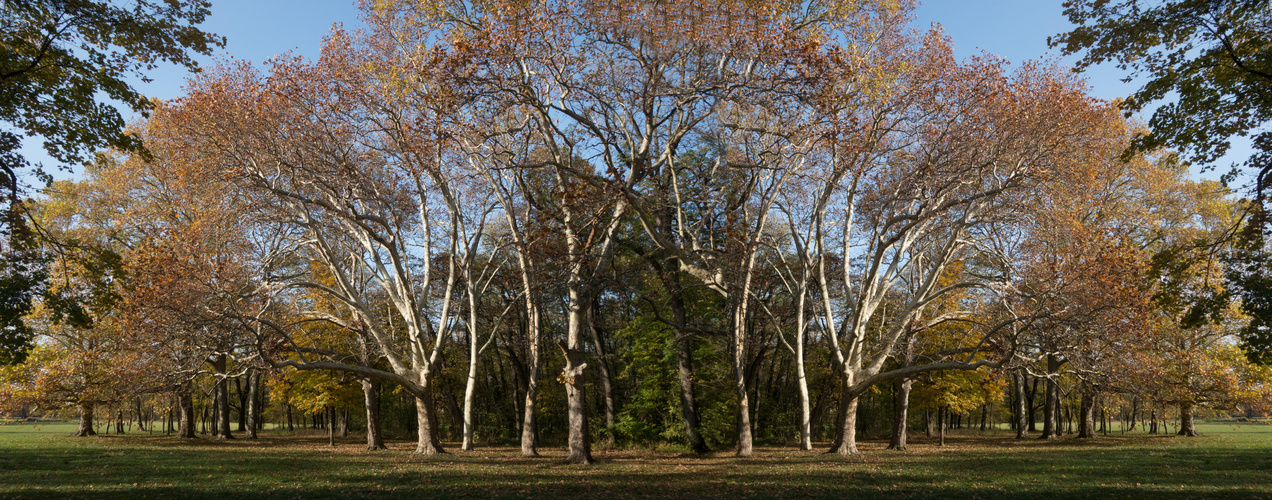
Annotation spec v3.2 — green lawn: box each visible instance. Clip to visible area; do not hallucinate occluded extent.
[1,421,1270,499]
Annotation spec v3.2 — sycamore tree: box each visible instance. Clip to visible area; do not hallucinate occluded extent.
[162,24,503,453]
[408,0,962,459]
[811,53,1124,454]
[329,0,1137,458]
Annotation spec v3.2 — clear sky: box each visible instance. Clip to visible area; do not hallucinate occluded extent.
[21,0,1239,183]
[135,0,1138,105]
[914,1,1139,101]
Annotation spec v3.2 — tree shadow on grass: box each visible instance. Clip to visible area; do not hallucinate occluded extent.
[2,432,1271,499]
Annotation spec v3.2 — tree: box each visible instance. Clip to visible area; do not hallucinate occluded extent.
[0,0,221,364]
[0,150,194,436]
[0,0,221,184]
[164,32,496,453]
[1054,2,1272,363]
[0,313,163,436]
[815,51,1124,454]
[1132,310,1271,436]
[1053,0,1272,193]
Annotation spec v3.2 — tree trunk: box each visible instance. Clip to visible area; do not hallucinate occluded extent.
[235,376,247,432]
[135,398,146,432]
[1078,381,1097,439]
[980,404,988,431]
[587,304,616,448]
[751,366,762,441]
[211,354,233,439]
[414,383,446,455]
[732,313,754,457]
[340,408,349,438]
[73,404,96,437]
[462,301,481,451]
[887,378,912,451]
[1027,376,1039,432]
[669,282,709,454]
[1039,355,1061,440]
[1014,372,1028,438]
[563,365,592,464]
[1128,397,1139,431]
[1038,379,1058,439]
[924,408,934,437]
[831,393,860,455]
[286,404,294,432]
[328,406,335,447]
[938,406,946,446]
[362,379,386,450]
[520,306,541,457]
[1178,403,1199,437]
[255,374,265,432]
[215,379,232,439]
[1100,404,1107,434]
[794,340,812,452]
[649,190,709,454]
[560,305,593,465]
[245,370,259,439]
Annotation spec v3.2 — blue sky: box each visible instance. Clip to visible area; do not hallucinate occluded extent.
[914,1,1139,101]
[20,0,1238,183]
[139,0,1137,104]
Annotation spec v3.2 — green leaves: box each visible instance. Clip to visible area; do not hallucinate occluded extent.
[1224,204,1272,364]
[1054,0,1272,187]
[0,0,218,363]
[0,0,222,168]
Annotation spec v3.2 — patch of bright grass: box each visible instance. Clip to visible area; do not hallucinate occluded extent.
[1,420,1270,498]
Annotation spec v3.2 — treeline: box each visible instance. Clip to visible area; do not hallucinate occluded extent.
[2,0,1271,463]
[16,360,1248,450]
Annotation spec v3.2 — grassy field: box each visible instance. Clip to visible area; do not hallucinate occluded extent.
[1,420,1270,499]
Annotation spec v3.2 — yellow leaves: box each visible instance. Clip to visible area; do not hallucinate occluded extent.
[279,369,362,412]
[913,368,1002,413]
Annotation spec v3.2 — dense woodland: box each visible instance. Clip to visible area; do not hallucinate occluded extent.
[2,0,1272,465]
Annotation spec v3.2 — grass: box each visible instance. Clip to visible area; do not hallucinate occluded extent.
[2,421,1271,498]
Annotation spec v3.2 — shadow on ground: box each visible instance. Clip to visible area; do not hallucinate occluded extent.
[2,423,1270,499]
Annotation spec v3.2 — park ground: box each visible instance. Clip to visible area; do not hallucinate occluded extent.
[1,421,1271,499]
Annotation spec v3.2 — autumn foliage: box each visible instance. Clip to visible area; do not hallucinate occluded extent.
[1,0,1269,462]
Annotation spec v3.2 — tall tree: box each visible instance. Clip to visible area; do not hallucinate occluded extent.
[1055,1,1272,362]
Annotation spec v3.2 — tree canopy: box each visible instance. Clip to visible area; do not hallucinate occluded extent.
[1053,0,1272,192]
[0,0,221,364]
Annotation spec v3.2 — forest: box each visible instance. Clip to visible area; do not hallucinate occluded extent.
[2,0,1271,475]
